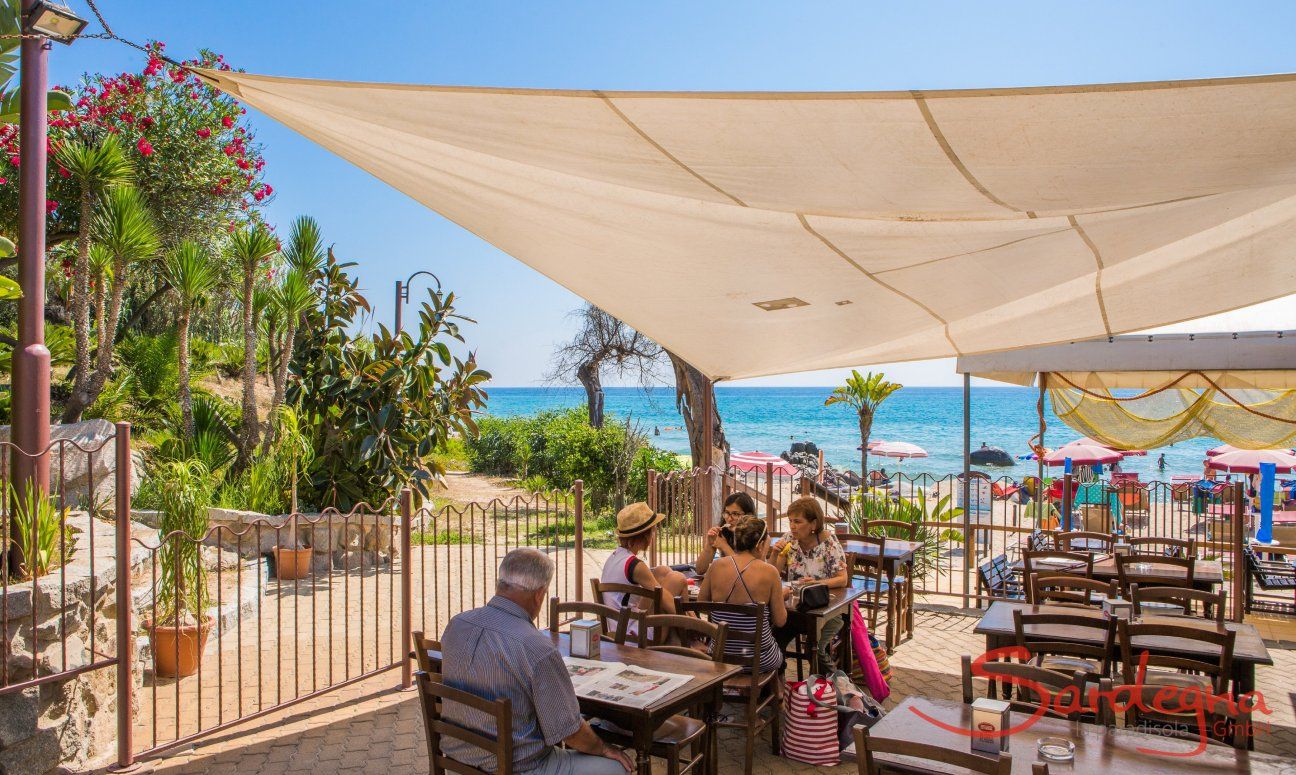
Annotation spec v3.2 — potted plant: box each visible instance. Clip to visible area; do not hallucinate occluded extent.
[271,418,313,580]
[149,460,214,678]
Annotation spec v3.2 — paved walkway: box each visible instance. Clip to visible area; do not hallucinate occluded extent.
[110,609,1296,775]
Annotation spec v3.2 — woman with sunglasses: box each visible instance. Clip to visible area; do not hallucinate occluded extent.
[694,492,757,575]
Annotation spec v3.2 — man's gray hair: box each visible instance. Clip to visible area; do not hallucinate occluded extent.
[496,548,555,593]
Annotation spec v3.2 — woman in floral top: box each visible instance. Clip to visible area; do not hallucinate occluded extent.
[771,496,848,670]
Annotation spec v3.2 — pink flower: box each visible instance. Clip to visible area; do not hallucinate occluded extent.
[221,115,234,129]
[235,158,249,170]
[263,184,273,196]
[222,143,235,156]
[136,138,154,157]
[196,128,211,139]
[45,199,58,214]
[8,155,17,167]
[138,117,154,129]
[0,177,8,185]
[57,166,70,178]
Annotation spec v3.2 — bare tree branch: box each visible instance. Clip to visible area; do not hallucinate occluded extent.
[546,304,665,427]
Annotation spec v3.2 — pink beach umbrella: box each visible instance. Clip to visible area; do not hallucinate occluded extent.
[1061,437,1147,456]
[1205,448,1296,474]
[729,450,799,476]
[1043,443,1123,466]
[1207,444,1296,457]
[869,441,929,460]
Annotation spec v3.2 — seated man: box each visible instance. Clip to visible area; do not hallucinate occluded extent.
[441,548,632,774]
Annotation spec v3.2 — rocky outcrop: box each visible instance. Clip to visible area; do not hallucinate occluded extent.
[970,445,1015,467]
[0,420,143,506]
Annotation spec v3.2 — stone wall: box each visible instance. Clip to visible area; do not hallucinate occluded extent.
[0,514,153,775]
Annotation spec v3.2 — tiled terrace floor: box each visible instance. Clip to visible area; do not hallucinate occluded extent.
[107,609,1296,775]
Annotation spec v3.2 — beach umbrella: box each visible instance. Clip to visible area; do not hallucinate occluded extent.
[870,441,928,459]
[1207,444,1296,456]
[729,450,799,476]
[1061,437,1147,456]
[1205,448,1296,474]
[1042,444,1123,466]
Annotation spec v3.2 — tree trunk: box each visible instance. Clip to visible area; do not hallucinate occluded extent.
[858,408,875,478]
[238,268,259,466]
[113,281,169,345]
[667,351,728,469]
[178,308,193,437]
[261,322,296,454]
[67,191,93,420]
[576,361,604,428]
[63,255,128,422]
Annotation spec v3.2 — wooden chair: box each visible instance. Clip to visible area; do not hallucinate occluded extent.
[590,578,663,643]
[416,670,513,775]
[635,613,728,659]
[1032,763,1051,775]
[1052,530,1114,552]
[1114,554,1195,596]
[1021,549,1094,582]
[855,520,917,541]
[1100,679,1251,749]
[854,724,1012,775]
[1027,573,1118,608]
[845,535,900,653]
[1012,608,1115,683]
[976,554,1024,602]
[1026,529,1053,552]
[547,597,630,645]
[411,630,443,673]
[848,525,915,645]
[960,654,1103,723]
[1130,585,1226,623]
[1242,543,1296,615]
[681,601,780,775]
[1117,618,1235,695]
[1129,536,1195,558]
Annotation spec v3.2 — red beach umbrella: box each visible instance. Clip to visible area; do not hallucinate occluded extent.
[1043,444,1123,466]
[1205,448,1296,474]
[729,450,799,476]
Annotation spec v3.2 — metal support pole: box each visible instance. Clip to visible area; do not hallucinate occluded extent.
[393,280,403,334]
[399,489,412,689]
[765,461,776,532]
[1232,482,1245,623]
[573,480,584,600]
[1062,472,1074,532]
[11,4,50,507]
[962,374,972,607]
[1036,375,1045,500]
[113,423,134,770]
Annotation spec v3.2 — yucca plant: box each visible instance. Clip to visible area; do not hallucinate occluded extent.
[263,268,315,451]
[153,459,213,627]
[226,225,280,464]
[8,483,65,581]
[846,489,961,583]
[825,370,903,477]
[164,241,221,436]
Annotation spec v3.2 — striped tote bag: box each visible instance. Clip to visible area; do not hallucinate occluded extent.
[782,677,840,766]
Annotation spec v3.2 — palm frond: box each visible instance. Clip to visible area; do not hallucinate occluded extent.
[93,186,160,264]
[164,241,220,307]
[225,224,279,272]
[283,215,325,275]
[54,135,135,192]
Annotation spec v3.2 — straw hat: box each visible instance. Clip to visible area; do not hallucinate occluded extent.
[615,502,665,538]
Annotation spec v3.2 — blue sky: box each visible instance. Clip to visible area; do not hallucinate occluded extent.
[47,1,1296,386]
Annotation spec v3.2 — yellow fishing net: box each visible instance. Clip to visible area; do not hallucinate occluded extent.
[1047,371,1296,450]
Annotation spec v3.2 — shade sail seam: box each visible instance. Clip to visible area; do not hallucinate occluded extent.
[872,226,1074,275]
[796,213,962,354]
[595,91,749,207]
[912,92,1022,213]
[1067,215,1113,336]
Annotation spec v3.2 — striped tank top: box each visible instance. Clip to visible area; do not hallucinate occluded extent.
[710,557,782,674]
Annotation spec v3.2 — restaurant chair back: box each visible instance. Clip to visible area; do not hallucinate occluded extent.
[959,654,1102,723]
[853,724,1012,775]
[1012,608,1115,681]
[415,670,514,775]
[1129,536,1195,558]
[845,535,889,599]
[590,578,663,614]
[1117,618,1235,695]
[1052,530,1115,552]
[977,554,1024,601]
[856,520,918,541]
[1027,573,1119,608]
[548,598,630,644]
[1032,763,1050,775]
[1022,550,1094,580]
[1099,679,1250,749]
[1115,554,1196,595]
[411,630,443,674]
[636,613,728,661]
[1130,585,1226,623]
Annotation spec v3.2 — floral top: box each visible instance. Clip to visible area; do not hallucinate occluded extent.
[785,532,847,582]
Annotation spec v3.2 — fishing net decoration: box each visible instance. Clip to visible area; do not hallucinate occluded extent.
[1045,371,1296,451]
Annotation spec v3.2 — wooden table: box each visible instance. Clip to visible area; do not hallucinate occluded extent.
[550,632,739,775]
[974,601,1273,745]
[865,696,1289,773]
[784,582,866,674]
[1010,555,1225,592]
[841,538,922,650]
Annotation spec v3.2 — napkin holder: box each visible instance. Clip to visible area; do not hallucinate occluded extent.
[570,619,601,658]
[1103,597,1133,620]
[970,697,1011,753]
[1113,541,1131,557]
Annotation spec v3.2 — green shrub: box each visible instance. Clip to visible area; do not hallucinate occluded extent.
[8,484,65,580]
[152,459,213,626]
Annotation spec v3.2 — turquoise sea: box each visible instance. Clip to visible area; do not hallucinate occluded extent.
[481,386,1220,479]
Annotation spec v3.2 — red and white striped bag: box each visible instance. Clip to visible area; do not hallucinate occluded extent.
[781,677,840,766]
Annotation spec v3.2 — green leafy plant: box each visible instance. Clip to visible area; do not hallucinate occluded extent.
[7,484,65,580]
[825,370,902,476]
[846,489,962,582]
[152,459,213,627]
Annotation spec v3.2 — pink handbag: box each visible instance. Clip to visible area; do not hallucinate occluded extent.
[849,601,890,701]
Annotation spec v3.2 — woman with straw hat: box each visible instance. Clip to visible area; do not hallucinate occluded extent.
[599,502,689,639]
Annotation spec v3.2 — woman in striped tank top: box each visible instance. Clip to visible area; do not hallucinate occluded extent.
[698,516,787,674]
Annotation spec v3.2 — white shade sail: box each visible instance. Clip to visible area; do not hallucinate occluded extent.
[201,70,1296,380]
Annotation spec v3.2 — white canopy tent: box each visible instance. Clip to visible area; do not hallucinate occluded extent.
[201,70,1296,380]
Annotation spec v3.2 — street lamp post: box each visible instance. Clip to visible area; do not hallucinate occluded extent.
[393,270,441,334]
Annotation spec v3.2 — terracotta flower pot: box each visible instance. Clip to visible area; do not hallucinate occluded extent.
[149,617,212,678]
[274,547,313,580]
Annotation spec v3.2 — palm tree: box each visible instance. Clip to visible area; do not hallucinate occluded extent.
[164,242,220,436]
[55,136,134,421]
[283,215,325,275]
[226,225,280,465]
[825,370,902,478]
[262,268,315,453]
[63,186,160,421]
